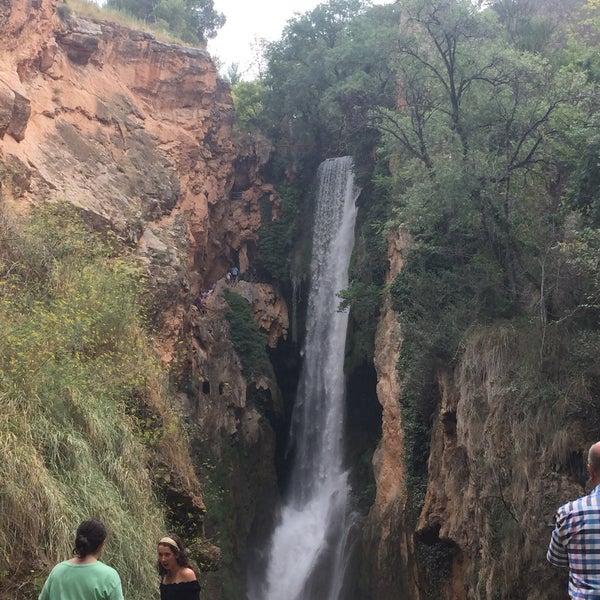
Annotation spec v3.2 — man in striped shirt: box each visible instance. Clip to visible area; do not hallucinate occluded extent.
[547,441,600,598]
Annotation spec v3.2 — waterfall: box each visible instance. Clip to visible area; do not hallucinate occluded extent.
[249,156,361,600]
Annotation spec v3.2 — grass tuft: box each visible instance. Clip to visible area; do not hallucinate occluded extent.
[0,204,170,598]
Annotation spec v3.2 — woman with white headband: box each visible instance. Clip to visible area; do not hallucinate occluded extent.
[157,534,201,599]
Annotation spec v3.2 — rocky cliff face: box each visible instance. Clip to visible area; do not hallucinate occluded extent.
[0,0,286,593]
[362,227,418,599]
[0,0,281,335]
[366,228,588,599]
[413,328,585,600]
[179,278,286,597]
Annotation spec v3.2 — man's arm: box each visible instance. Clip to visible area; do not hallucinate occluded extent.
[547,510,569,568]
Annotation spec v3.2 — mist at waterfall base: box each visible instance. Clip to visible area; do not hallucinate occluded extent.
[248,157,361,600]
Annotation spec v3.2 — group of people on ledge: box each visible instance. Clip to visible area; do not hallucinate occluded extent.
[192,266,240,313]
[38,519,200,599]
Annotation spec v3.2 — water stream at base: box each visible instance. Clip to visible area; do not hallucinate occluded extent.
[248,156,361,600]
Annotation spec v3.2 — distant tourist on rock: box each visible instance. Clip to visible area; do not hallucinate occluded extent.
[231,266,239,284]
[192,296,205,313]
[226,271,232,284]
[38,518,124,600]
[157,534,200,599]
[548,440,600,598]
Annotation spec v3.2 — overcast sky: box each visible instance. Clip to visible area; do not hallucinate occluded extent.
[207,0,321,77]
[207,0,390,78]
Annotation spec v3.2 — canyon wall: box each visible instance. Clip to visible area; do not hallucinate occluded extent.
[361,227,416,599]
[2,1,589,598]
[412,328,585,599]
[365,228,592,599]
[0,0,280,310]
[0,0,285,595]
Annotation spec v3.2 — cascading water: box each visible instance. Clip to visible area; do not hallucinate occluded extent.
[249,156,361,600]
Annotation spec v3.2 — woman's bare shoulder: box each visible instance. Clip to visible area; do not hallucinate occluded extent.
[180,567,197,582]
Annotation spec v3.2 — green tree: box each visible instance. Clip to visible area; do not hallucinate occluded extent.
[490,0,583,53]
[377,0,592,522]
[153,0,194,40]
[106,0,224,43]
[223,289,272,379]
[262,0,400,173]
[226,63,243,86]
[382,0,587,304]
[231,80,267,132]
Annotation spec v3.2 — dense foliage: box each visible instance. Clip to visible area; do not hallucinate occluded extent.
[105,0,224,43]
[382,0,599,499]
[0,205,172,598]
[338,169,390,368]
[257,187,303,283]
[257,0,401,177]
[236,0,600,594]
[223,289,272,379]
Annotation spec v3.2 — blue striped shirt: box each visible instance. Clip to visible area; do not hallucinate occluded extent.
[548,484,600,598]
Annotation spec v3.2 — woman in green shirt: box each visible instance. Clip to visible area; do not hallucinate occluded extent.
[38,519,124,600]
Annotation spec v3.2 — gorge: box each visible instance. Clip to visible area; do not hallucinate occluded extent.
[249,156,360,600]
[1,0,600,599]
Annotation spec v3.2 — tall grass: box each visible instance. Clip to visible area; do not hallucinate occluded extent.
[0,205,168,598]
[60,0,202,47]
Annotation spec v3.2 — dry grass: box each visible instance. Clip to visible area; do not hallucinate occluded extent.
[450,321,591,596]
[61,0,204,47]
[0,365,167,599]
[0,206,184,598]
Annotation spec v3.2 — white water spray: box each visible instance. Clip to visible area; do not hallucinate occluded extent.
[249,156,360,600]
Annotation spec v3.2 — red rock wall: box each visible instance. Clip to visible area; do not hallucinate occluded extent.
[0,2,286,596]
[0,0,282,357]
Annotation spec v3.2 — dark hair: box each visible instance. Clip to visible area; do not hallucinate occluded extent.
[73,519,107,558]
[157,533,192,576]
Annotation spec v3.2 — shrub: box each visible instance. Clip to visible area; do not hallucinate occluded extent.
[0,204,167,599]
[223,289,272,379]
[56,2,72,20]
[257,185,305,283]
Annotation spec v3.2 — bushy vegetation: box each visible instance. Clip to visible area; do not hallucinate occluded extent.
[231,0,600,593]
[257,186,308,283]
[58,0,223,45]
[258,0,400,175]
[57,0,187,44]
[231,80,269,134]
[105,0,224,43]
[339,168,392,370]
[0,204,168,598]
[223,289,272,379]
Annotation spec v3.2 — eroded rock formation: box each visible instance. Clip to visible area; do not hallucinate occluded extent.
[367,226,589,599]
[363,227,417,599]
[0,0,285,594]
